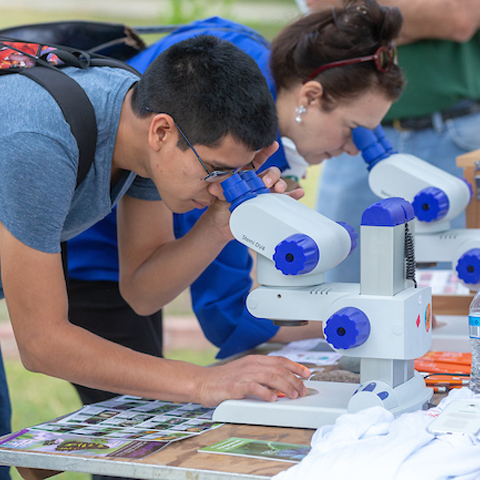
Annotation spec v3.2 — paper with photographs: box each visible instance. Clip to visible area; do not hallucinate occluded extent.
[0,395,222,459]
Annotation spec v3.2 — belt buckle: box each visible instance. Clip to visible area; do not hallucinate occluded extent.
[392,119,407,131]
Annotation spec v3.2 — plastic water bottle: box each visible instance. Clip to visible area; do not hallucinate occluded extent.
[468,287,480,393]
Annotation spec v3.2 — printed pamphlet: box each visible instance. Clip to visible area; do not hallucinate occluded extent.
[0,429,168,458]
[0,395,222,459]
[199,437,311,463]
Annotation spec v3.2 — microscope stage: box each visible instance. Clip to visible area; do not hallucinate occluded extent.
[213,380,358,429]
[213,378,432,429]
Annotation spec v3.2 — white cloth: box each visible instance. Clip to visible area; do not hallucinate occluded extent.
[273,388,480,480]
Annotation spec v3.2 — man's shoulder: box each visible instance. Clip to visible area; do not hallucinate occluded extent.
[66,65,138,94]
[0,73,75,141]
[0,66,137,119]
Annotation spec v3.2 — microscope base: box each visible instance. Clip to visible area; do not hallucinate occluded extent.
[213,380,433,429]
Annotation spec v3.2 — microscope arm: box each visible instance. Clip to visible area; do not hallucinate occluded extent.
[355,125,480,287]
[354,125,472,231]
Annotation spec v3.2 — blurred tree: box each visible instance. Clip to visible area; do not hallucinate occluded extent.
[168,0,233,24]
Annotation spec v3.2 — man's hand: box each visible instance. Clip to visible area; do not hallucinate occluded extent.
[205,143,305,238]
[251,142,280,171]
[195,355,311,407]
[257,168,305,201]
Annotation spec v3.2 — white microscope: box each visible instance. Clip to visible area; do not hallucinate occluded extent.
[354,125,480,289]
[212,171,432,429]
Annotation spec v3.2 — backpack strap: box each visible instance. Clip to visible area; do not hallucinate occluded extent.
[20,65,98,188]
[0,34,141,189]
[89,56,141,76]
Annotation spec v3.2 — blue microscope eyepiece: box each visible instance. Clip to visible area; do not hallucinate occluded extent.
[221,174,257,211]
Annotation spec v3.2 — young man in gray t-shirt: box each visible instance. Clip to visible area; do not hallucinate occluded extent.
[0,35,310,458]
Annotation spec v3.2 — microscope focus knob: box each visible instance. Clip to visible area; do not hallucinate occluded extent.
[337,221,358,255]
[324,307,371,349]
[456,248,480,285]
[412,187,449,222]
[273,234,319,275]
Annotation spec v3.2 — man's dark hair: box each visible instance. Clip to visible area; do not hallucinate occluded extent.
[131,35,278,151]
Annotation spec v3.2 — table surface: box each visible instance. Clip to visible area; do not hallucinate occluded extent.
[0,333,455,480]
[0,421,314,480]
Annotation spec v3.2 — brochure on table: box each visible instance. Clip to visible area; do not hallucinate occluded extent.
[0,395,222,459]
[199,437,311,463]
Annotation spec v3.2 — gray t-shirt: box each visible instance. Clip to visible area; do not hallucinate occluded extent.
[0,66,160,296]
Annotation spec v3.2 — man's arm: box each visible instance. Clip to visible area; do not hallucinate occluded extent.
[0,220,310,406]
[116,195,235,316]
[116,143,299,316]
[375,0,480,43]
[305,0,480,43]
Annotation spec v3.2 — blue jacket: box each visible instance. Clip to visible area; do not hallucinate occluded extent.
[68,17,288,358]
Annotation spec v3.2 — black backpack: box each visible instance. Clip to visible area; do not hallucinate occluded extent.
[0,20,181,188]
[0,21,146,188]
[0,21,181,271]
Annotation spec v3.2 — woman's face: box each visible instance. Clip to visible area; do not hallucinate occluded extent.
[287,88,393,165]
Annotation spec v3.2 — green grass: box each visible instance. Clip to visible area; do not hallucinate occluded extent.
[4,346,217,480]
[4,361,87,480]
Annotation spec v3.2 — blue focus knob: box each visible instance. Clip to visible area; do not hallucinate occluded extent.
[412,187,449,222]
[221,174,257,211]
[456,248,480,285]
[324,307,371,349]
[337,221,358,255]
[273,234,319,275]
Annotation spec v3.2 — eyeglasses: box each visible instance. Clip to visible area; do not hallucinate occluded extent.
[145,108,255,183]
[304,44,397,83]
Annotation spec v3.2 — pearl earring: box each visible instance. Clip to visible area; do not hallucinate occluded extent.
[295,105,307,123]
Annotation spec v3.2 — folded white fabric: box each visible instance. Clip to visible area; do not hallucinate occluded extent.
[273,388,480,480]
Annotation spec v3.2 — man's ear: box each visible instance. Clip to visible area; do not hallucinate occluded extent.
[148,114,175,151]
[299,80,324,107]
